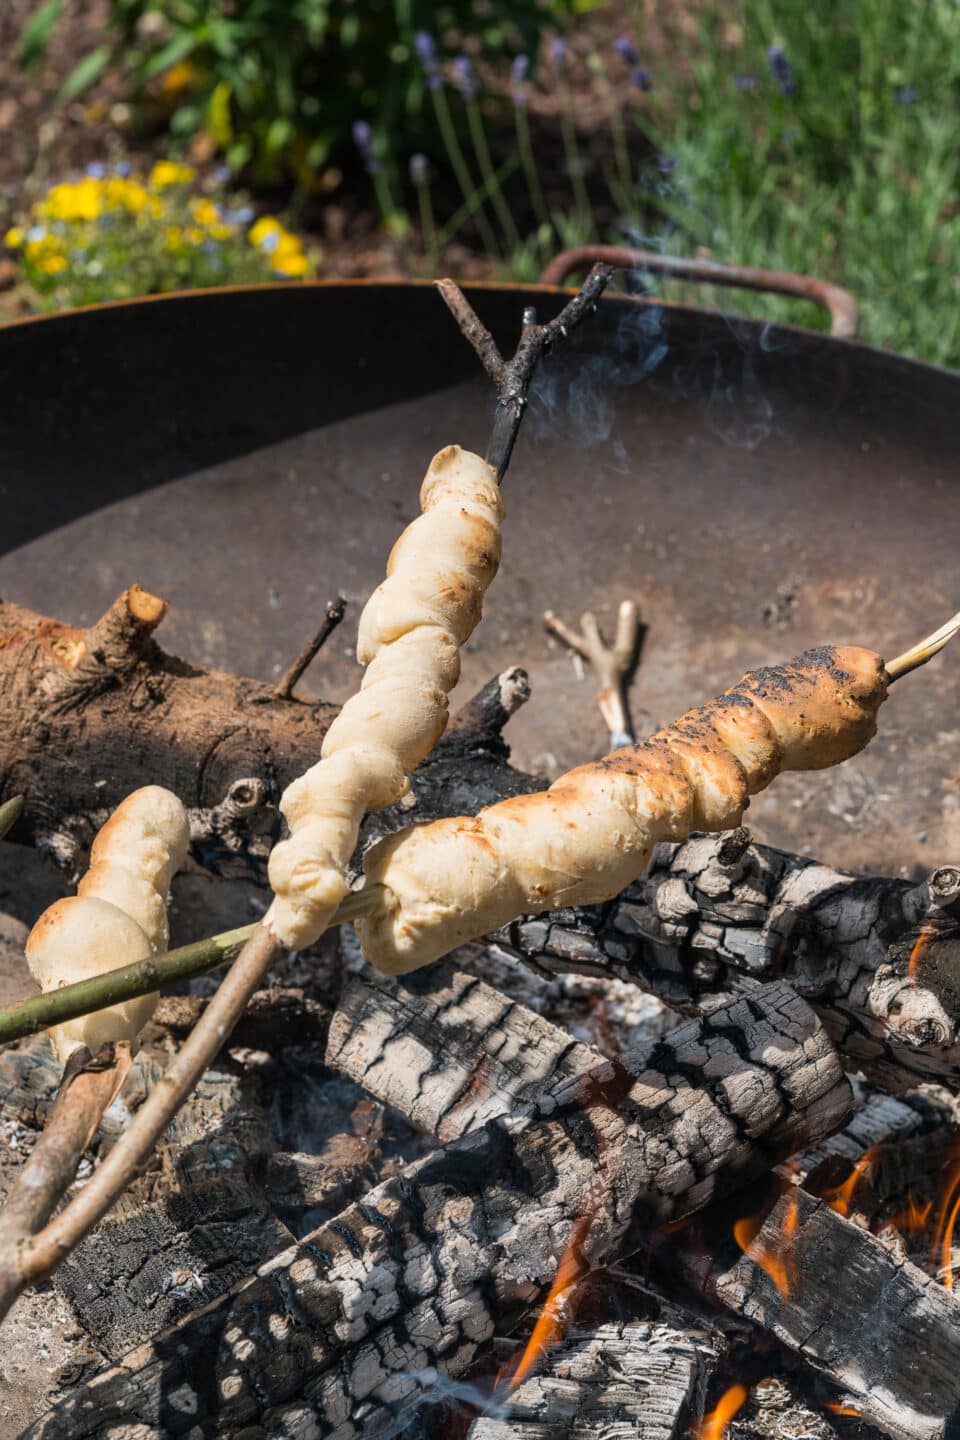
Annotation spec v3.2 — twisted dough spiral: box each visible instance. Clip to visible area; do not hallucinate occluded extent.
[266,445,503,949]
[26,786,190,1061]
[356,645,889,973]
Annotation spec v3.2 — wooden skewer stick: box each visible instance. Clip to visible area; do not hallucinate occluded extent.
[545,600,642,747]
[0,276,614,1321]
[886,607,960,682]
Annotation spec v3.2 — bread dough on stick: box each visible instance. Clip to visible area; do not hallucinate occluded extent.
[356,645,889,973]
[266,445,503,948]
[25,786,189,1062]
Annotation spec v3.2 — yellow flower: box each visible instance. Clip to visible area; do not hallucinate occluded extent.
[273,251,311,278]
[4,227,23,249]
[192,199,220,227]
[209,223,232,240]
[249,215,281,247]
[165,225,183,249]
[43,179,102,222]
[185,226,206,246]
[39,254,67,275]
[161,61,197,97]
[150,161,196,190]
[106,177,153,215]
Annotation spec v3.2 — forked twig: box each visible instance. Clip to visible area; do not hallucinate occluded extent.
[545,599,642,747]
[436,262,615,479]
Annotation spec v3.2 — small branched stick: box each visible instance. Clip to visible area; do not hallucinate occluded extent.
[272,595,346,700]
[436,262,615,479]
[545,600,642,747]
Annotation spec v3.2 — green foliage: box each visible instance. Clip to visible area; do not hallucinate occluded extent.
[629,2,960,366]
[22,0,574,186]
[3,164,314,311]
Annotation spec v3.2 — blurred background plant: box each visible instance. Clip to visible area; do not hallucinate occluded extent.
[3,161,314,310]
[4,0,960,366]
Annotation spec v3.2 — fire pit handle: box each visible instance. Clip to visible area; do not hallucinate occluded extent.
[540,245,859,339]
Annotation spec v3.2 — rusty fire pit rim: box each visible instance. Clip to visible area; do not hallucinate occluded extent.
[0,277,956,386]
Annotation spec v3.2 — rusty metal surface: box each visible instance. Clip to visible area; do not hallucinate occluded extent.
[541,245,860,337]
[0,281,958,881]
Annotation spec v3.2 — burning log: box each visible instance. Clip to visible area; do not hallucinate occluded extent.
[495,830,960,1090]
[687,1188,960,1440]
[466,1322,715,1440]
[23,982,849,1438]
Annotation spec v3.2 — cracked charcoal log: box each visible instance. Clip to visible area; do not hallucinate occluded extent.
[326,963,613,1143]
[53,1166,295,1362]
[0,591,536,879]
[495,831,960,1090]
[25,982,850,1439]
[466,1322,716,1440]
[690,1189,960,1440]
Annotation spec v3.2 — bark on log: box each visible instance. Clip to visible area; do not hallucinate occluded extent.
[495,831,960,1090]
[466,1322,716,1440]
[25,982,849,1439]
[0,587,537,878]
[689,1189,960,1440]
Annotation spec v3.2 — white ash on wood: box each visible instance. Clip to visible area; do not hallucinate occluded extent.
[466,1322,716,1440]
[495,830,960,1090]
[23,982,848,1439]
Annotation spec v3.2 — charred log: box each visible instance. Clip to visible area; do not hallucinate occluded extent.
[25,982,849,1438]
[687,1188,960,1440]
[0,590,536,881]
[467,1322,715,1440]
[494,831,960,1089]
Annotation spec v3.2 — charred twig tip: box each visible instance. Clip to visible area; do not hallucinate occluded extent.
[274,595,347,699]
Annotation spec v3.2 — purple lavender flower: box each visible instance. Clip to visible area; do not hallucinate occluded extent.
[613,35,640,66]
[895,84,918,104]
[452,55,475,100]
[551,37,567,72]
[510,53,529,107]
[734,73,758,91]
[656,154,677,174]
[85,162,107,179]
[767,44,796,98]
[414,30,442,89]
[352,119,379,174]
[409,153,430,187]
[631,66,652,92]
[112,160,132,177]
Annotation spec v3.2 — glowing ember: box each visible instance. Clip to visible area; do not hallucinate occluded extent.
[825,1400,862,1417]
[733,1189,799,1299]
[908,922,938,980]
[698,1382,749,1439]
[503,1212,592,1390]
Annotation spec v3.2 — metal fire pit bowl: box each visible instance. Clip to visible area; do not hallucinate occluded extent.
[1,280,959,880]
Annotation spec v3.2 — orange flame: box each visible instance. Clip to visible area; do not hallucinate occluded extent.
[825,1401,862,1417]
[698,1383,749,1440]
[504,1212,592,1390]
[909,923,937,981]
[733,1189,799,1299]
[888,1192,934,1236]
[820,1144,881,1218]
[930,1145,960,1286]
